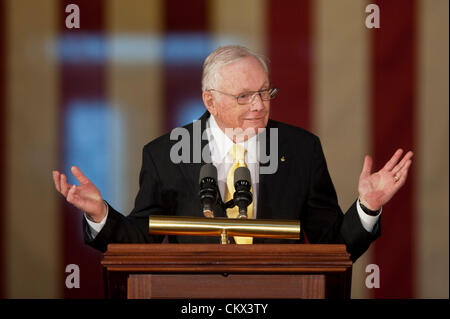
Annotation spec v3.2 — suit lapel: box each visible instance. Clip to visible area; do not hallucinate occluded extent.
[177,111,211,195]
[257,120,272,220]
[176,112,227,218]
[257,119,288,221]
[254,120,291,244]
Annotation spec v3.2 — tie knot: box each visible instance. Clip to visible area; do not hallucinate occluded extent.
[229,144,246,165]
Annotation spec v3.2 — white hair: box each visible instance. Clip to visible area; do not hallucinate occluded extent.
[201,45,269,92]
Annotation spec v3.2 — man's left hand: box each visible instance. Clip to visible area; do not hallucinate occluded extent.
[358,149,413,211]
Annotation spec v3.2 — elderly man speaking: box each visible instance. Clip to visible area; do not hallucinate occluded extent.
[52,45,413,262]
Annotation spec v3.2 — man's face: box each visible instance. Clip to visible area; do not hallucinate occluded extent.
[203,56,270,140]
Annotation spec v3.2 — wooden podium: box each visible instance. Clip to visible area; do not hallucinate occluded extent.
[102,244,352,299]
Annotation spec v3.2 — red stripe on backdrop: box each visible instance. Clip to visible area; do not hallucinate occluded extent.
[267,0,312,131]
[60,0,105,298]
[165,0,207,32]
[371,0,416,298]
[0,0,5,299]
[163,0,208,131]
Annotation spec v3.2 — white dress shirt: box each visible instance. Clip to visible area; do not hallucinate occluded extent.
[205,114,260,218]
[85,115,380,238]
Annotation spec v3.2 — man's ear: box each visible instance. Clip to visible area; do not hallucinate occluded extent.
[202,91,217,116]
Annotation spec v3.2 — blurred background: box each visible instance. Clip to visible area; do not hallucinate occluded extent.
[0,0,448,299]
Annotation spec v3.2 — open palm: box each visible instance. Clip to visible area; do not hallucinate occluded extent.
[358,149,413,211]
[52,166,106,222]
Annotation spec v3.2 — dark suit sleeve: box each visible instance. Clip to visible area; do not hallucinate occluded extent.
[83,145,166,252]
[303,136,380,262]
[341,202,381,262]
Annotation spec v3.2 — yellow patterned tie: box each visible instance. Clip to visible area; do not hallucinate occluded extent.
[225,144,254,244]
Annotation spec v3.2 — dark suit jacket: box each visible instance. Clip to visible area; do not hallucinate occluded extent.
[84,111,380,262]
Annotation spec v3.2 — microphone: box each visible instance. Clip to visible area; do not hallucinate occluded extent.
[233,166,253,219]
[198,163,219,218]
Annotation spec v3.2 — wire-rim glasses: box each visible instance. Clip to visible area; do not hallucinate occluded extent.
[208,87,278,105]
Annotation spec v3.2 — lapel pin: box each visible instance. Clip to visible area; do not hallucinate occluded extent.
[281,156,286,162]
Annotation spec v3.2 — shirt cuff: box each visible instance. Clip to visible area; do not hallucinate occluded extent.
[356,198,381,233]
[84,203,109,239]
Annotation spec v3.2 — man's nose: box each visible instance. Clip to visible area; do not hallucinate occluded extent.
[249,93,265,111]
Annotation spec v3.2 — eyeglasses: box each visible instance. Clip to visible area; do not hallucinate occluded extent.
[208,87,278,105]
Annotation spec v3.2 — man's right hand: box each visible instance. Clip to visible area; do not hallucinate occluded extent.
[52,166,107,223]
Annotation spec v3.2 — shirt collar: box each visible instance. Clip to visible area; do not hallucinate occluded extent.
[207,114,259,164]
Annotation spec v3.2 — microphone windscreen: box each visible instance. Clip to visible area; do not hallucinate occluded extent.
[234,166,251,184]
[199,163,218,184]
